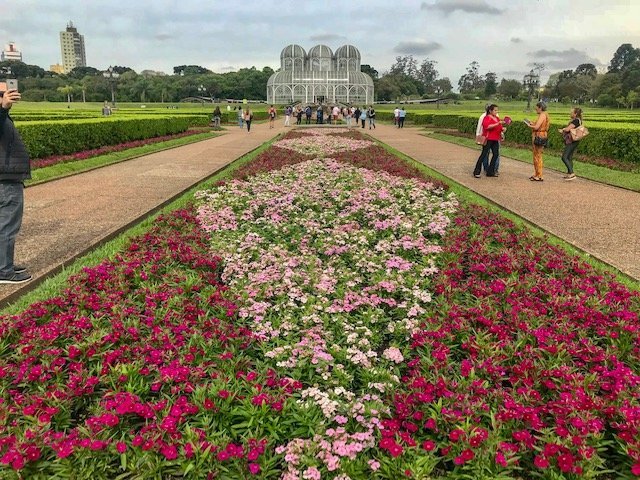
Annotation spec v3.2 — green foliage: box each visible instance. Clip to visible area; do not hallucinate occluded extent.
[16,115,208,158]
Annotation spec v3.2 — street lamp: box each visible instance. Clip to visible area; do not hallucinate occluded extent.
[103,66,120,108]
[198,84,213,107]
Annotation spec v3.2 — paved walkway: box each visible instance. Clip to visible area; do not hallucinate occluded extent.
[366,124,640,281]
[1,121,638,307]
[0,122,287,306]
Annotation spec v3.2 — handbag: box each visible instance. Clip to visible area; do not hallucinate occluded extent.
[563,132,573,145]
[475,134,487,145]
[533,136,548,147]
[570,125,589,141]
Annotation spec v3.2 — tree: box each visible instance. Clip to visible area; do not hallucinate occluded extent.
[433,78,452,95]
[361,64,379,79]
[390,55,418,78]
[484,72,497,97]
[498,79,522,99]
[417,59,439,95]
[67,66,100,79]
[458,61,483,93]
[608,43,640,73]
[575,63,597,78]
[57,85,75,103]
[173,65,211,76]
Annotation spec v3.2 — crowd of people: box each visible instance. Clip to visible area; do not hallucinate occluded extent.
[474,102,586,182]
[270,104,378,129]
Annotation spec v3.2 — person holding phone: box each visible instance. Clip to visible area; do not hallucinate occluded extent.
[473,104,504,178]
[558,107,583,180]
[0,83,32,283]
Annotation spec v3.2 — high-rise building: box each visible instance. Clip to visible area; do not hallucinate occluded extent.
[60,21,86,73]
[1,42,22,62]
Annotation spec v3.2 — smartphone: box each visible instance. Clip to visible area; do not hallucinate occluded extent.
[523,118,530,124]
[6,79,18,91]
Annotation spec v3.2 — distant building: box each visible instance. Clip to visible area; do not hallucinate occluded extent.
[1,42,22,62]
[49,64,65,74]
[60,21,86,73]
[267,44,374,105]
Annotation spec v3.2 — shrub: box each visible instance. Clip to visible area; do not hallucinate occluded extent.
[16,116,208,158]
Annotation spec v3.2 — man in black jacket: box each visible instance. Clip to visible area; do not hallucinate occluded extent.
[0,85,31,284]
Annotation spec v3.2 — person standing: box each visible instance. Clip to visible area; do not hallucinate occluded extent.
[284,105,292,127]
[525,101,550,181]
[316,105,323,124]
[0,86,32,284]
[237,106,244,129]
[101,101,112,116]
[354,106,361,127]
[268,104,276,129]
[296,106,303,125]
[558,107,583,180]
[305,105,312,124]
[212,106,221,128]
[332,105,340,125]
[473,104,504,178]
[394,106,400,126]
[359,109,367,128]
[367,106,376,129]
[344,106,352,128]
[244,108,253,133]
[398,107,406,128]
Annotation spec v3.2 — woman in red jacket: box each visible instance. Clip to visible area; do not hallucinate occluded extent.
[473,104,505,178]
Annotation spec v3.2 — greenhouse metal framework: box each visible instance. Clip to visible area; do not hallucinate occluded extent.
[267,44,374,105]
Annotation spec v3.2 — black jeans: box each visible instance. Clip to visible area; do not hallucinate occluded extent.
[474,140,499,176]
[561,141,579,174]
[0,182,24,276]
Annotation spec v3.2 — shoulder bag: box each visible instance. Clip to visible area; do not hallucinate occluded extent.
[570,121,589,141]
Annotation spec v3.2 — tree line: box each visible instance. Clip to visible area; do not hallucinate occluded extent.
[1,43,638,107]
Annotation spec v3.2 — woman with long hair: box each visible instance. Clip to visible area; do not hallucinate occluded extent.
[558,107,583,180]
[473,104,505,178]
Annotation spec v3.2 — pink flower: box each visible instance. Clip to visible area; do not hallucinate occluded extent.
[248,463,261,475]
[116,442,127,454]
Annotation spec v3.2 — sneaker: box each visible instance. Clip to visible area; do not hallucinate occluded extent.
[0,271,32,284]
[473,174,481,178]
[564,174,576,181]
[13,265,27,274]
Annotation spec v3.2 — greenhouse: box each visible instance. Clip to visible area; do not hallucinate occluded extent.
[266,44,375,105]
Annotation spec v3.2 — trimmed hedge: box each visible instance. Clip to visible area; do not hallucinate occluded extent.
[16,115,209,159]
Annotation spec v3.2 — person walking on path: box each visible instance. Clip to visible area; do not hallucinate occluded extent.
[244,108,253,133]
[394,106,400,126]
[305,105,312,124]
[268,105,276,129]
[398,107,406,128]
[332,105,340,125]
[0,85,32,284]
[316,105,323,124]
[525,101,550,181]
[237,106,244,129]
[296,106,303,125]
[359,109,367,128]
[212,106,221,128]
[558,107,583,181]
[473,104,504,178]
[344,106,352,128]
[284,105,292,127]
[368,106,376,129]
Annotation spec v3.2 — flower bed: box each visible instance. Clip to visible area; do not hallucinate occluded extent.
[1,128,639,478]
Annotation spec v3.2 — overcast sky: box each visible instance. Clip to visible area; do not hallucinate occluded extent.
[2,0,639,85]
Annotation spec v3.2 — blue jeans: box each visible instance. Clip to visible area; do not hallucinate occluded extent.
[474,141,500,176]
[238,116,244,128]
[0,182,24,276]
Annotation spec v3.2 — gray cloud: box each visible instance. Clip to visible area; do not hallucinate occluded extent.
[527,48,603,69]
[393,41,442,55]
[155,34,173,41]
[510,37,523,44]
[421,0,502,15]
[309,34,347,43]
